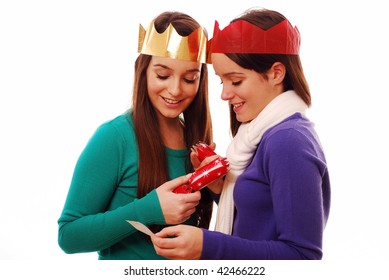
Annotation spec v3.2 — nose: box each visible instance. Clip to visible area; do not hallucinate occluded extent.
[168,78,182,97]
[221,85,234,101]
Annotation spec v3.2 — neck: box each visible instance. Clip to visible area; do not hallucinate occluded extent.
[158,116,185,150]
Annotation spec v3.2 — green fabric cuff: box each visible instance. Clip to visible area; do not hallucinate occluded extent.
[133,189,165,225]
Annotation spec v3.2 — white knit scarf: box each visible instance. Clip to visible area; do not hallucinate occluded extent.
[214,90,308,234]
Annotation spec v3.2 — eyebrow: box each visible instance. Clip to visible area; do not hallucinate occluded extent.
[216,71,245,77]
[153,63,201,73]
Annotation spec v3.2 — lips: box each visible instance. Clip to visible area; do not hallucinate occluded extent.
[162,96,181,104]
[231,101,244,113]
[233,102,244,109]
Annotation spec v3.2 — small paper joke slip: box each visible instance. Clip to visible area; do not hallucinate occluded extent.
[126,220,154,236]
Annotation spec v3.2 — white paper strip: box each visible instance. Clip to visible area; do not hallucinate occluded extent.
[126,220,154,236]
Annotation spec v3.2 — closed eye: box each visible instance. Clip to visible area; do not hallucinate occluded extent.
[157,74,169,80]
[183,77,197,84]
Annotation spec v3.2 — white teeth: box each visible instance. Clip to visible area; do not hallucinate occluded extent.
[233,102,244,108]
[163,97,180,104]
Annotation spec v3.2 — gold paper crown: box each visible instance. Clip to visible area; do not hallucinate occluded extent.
[138,21,208,63]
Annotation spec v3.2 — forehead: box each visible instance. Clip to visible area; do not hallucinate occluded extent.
[211,53,244,76]
[150,56,201,72]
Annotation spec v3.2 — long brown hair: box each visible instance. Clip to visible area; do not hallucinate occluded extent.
[224,9,311,136]
[131,12,213,230]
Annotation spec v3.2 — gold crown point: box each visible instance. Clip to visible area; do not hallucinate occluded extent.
[138,21,207,63]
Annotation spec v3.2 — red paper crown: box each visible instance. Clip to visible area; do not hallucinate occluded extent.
[210,19,300,55]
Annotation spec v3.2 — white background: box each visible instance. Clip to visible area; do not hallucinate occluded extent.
[1,0,388,278]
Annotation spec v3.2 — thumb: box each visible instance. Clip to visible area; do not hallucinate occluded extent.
[155,225,181,238]
[159,174,192,191]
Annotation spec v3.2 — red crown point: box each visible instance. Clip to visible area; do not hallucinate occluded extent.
[210,19,300,55]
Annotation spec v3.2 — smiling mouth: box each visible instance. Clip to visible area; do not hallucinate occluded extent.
[232,102,244,109]
[162,97,182,104]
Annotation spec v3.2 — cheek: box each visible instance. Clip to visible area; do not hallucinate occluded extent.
[147,82,158,96]
[188,87,199,99]
[183,82,200,99]
[146,74,164,96]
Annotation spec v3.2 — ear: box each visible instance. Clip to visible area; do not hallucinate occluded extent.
[268,62,286,86]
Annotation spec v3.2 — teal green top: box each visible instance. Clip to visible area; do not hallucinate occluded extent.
[58,112,191,259]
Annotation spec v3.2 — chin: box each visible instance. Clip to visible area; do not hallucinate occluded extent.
[161,111,182,119]
[236,115,246,123]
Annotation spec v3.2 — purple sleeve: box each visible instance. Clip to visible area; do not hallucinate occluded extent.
[201,127,329,260]
[201,229,306,259]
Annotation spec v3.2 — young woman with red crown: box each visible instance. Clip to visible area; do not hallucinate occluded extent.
[151,8,331,260]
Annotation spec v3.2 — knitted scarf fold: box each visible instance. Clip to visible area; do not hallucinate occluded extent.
[214,90,308,234]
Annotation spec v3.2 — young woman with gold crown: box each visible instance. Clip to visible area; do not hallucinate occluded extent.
[151,8,331,260]
[58,11,215,259]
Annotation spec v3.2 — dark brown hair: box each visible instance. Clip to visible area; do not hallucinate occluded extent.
[225,9,311,136]
[131,12,213,230]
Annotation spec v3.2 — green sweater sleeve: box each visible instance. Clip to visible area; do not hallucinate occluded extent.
[58,121,165,254]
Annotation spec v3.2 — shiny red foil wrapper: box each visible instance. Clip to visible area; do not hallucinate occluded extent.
[174,143,229,194]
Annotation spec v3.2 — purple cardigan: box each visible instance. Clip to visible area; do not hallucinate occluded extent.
[201,113,331,259]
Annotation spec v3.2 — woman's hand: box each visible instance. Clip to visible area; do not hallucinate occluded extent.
[190,142,216,168]
[156,175,201,224]
[151,225,203,260]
